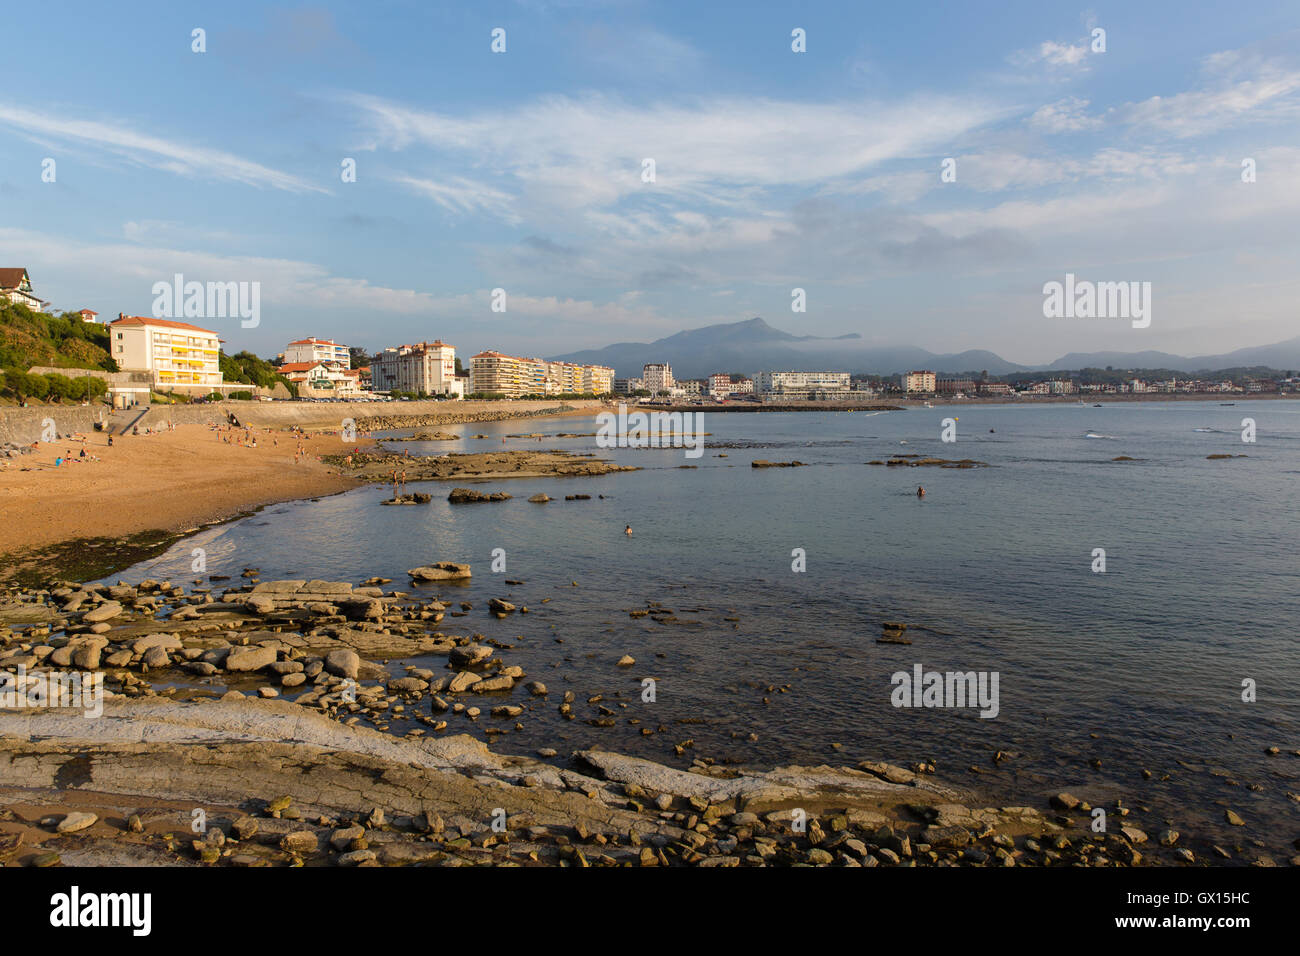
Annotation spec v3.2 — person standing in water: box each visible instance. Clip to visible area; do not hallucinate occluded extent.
[916,486,925,498]
[625,525,632,536]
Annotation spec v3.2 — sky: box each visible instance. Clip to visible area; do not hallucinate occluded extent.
[2,0,1298,365]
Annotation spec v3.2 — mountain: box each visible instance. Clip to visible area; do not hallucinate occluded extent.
[548,318,1300,378]
[1047,337,1300,373]
[549,318,1028,378]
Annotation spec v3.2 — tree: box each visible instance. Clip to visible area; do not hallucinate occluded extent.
[349,346,371,369]
[454,357,464,375]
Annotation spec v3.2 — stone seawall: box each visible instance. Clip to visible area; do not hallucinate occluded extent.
[0,398,606,444]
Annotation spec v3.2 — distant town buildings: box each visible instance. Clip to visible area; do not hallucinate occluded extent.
[755,370,851,400]
[78,309,99,323]
[0,268,44,311]
[614,377,643,395]
[469,351,613,398]
[641,363,674,395]
[284,337,350,369]
[904,370,937,393]
[107,315,224,393]
[372,341,460,397]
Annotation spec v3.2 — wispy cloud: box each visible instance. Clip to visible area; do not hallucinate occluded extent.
[0,105,326,193]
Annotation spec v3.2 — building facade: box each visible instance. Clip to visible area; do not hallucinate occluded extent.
[107,315,224,392]
[755,370,851,394]
[371,341,459,396]
[642,363,674,395]
[904,370,937,393]
[0,268,44,311]
[470,351,613,397]
[284,337,350,368]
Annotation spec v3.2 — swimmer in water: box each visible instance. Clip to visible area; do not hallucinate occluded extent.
[625,525,632,536]
[917,486,925,498]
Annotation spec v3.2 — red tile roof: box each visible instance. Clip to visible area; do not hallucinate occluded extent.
[0,268,30,290]
[109,315,219,335]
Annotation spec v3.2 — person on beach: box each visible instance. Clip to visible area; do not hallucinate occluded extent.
[916,486,925,498]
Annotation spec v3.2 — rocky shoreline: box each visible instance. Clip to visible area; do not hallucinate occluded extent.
[0,571,1250,868]
[327,449,638,483]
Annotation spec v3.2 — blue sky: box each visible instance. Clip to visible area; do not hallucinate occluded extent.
[2,0,1298,364]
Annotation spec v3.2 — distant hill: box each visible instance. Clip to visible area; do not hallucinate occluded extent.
[550,317,1028,378]
[549,317,1300,378]
[1047,337,1300,374]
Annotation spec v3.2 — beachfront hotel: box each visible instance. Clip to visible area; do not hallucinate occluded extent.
[278,361,364,398]
[107,314,224,393]
[904,370,937,393]
[755,370,851,395]
[371,340,461,397]
[642,363,674,395]
[284,337,351,369]
[470,350,614,397]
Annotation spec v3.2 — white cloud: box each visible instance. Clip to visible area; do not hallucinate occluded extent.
[0,105,326,193]
[346,91,1008,217]
[1029,96,1103,133]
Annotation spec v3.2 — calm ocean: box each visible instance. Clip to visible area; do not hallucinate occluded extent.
[113,400,1300,855]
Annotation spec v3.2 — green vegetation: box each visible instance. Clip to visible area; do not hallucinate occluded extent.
[0,302,118,401]
[220,350,298,397]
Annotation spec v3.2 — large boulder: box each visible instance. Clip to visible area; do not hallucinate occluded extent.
[225,646,278,672]
[324,649,361,679]
[408,563,471,582]
[448,645,492,669]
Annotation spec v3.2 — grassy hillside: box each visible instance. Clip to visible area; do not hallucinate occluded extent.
[0,301,117,372]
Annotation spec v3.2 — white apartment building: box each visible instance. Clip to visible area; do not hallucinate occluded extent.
[284,337,350,369]
[614,377,643,394]
[904,370,937,393]
[755,370,851,394]
[372,341,460,396]
[107,315,224,392]
[642,363,674,395]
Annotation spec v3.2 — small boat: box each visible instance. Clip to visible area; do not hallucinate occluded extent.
[1093,403,1103,407]
[1220,403,1235,406]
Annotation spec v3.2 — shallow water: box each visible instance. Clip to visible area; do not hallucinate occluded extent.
[112,401,1300,857]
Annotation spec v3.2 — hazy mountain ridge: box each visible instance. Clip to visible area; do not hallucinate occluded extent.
[549,318,1300,378]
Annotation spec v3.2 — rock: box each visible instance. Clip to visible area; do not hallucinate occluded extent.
[616,655,636,667]
[407,563,472,582]
[1050,792,1081,811]
[806,848,834,865]
[337,849,377,866]
[225,646,277,672]
[525,681,548,696]
[83,601,124,623]
[330,825,365,851]
[447,488,512,504]
[142,646,171,669]
[470,675,515,693]
[280,831,320,854]
[386,677,428,695]
[448,645,492,668]
[448,671,479,693]
[488,598,516,615]
[1158,828,1179,847]
[1225,810,1245,826]
[56,812,97,833]
[324,649,360,679]
[528,494,551,503]
[919,825,970,848]
[1121,826,1149,845]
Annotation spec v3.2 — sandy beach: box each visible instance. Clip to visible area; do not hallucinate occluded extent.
[0,424,362,562]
